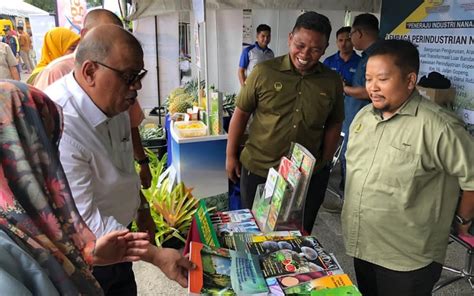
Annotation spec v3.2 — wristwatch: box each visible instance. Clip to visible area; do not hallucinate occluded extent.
[136,156,150,165]
[455,214,472,225]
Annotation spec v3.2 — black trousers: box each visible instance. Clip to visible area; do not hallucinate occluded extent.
[353,258,442,296]
[240,165,330,234]
[93,262,137,296]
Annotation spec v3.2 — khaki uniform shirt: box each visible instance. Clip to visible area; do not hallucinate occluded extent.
[236,54,344,177]
[0,42,17,79]
[342,91,474,271]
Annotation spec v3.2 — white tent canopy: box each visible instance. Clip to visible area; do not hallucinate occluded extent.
[129,0,381,20]
[0,0,49,17]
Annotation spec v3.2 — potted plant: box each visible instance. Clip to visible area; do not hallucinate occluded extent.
[137,148,198,248]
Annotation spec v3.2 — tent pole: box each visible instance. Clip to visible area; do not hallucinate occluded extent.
[154,15,162,125]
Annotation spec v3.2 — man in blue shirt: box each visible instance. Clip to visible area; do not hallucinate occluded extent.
[341,14,379,190]
[238,24,274,86]
[324,26,361,88]
[323,26,361,196]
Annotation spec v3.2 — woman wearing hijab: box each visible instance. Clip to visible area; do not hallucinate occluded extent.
[27,27,80,85]
[0,81,195,295]
[0,80,151,295]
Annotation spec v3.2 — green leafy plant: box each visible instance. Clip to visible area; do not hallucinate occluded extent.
[139,125,165,141]
[150,179,198,246]
[136,148,198,246]
[223,93,236,116]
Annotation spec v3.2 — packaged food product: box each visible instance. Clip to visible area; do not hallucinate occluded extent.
[174,121,208,138]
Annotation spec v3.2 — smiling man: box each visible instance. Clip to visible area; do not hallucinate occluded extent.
[238,24,274,86]
[342,39,474,296]
[226,11,344,234]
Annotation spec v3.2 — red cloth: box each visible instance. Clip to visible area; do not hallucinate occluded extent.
[459,234,474,248]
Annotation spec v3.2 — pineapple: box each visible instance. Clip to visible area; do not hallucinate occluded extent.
[169,87,186,98]
[169,94,193,114]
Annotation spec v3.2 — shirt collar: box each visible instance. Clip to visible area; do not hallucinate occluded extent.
[337,50,358,63]
[254,41,270,51]
[65,73,109,127]
[362,42,378,58]
[280,54,323,75]
[370,90,421,120]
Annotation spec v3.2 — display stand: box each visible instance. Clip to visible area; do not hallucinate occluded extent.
[252,143,316,234]
[169,120,228,209]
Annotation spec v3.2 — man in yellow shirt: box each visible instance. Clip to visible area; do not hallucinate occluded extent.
[342,39,474,296]
[17,26,35,73]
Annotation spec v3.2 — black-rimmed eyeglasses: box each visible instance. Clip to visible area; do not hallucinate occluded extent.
[93,61,148,85]
[349,29,361,38]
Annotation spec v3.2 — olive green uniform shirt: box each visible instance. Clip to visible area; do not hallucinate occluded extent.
[342,91,474,271]
[236,54,344,177]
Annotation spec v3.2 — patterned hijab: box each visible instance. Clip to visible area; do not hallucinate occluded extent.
[28,27,80,83]
[0,80,103,295]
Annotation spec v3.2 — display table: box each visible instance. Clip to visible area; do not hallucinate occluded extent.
[185,206,360,295]
[169,121,228,204]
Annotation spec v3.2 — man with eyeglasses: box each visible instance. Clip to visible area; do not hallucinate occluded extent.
[33,9,153,195]
[226,11,344,235]
[44,25,195,295]
[340,13,380,193]
[34,9,156,262]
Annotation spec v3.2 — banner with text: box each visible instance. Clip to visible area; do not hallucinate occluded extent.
[56,0,87,33]
[380,0,474,133]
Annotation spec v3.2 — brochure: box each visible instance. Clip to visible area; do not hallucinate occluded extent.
[194,200,220,247]
[189,242,268,295]
[284,274,353,295]
[310,285,362,296]
[221,230,302,251]
[247,236,340,278]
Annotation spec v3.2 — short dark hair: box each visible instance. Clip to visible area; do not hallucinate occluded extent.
[336,26,351,37]
[292,11,332,44]
[352,13,379,34]
[256,24,271,33]
[369,39,419,75]
[17,26,24,29]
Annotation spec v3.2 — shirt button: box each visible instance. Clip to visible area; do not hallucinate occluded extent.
[295,109,299,112]
[293,125,297,128]
[298,92,302,95]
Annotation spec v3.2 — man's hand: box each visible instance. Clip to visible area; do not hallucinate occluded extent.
[139,163,152,189]
[226,107,251,183]
[93,230,149,266]
[136,207,156,244]
[226,154,241,184]
[152,247,196,288]
[456,222,472,237]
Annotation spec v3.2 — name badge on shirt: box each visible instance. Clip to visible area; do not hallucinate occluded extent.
[274,82,283,92]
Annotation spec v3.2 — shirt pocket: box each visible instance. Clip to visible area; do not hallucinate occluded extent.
[301,92,332,129]
[377,143,420,188]
[258,87,291,116]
